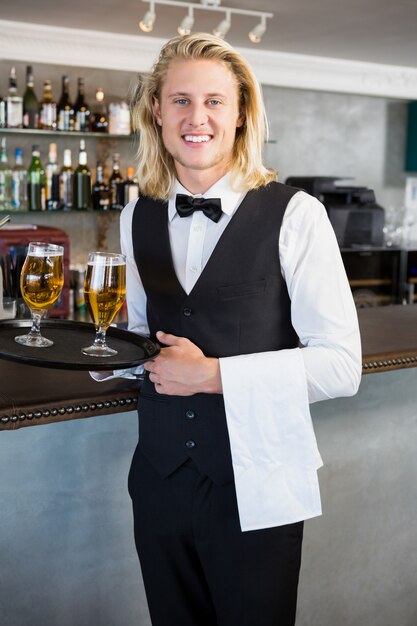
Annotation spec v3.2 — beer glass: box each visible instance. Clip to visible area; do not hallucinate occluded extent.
[15,242,64,348]
[82,251,126,357]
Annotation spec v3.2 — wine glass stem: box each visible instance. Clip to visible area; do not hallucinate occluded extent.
[94,326,107,349]
[28,311,44,339]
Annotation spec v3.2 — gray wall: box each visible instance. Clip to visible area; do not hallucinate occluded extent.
[263,85,408,212]
[1,368,416,625]
[0,60,410,265]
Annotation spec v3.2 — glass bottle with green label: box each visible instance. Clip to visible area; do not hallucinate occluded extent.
[73,139,91,209]
[23,65,39,129]
[28,145,46,211]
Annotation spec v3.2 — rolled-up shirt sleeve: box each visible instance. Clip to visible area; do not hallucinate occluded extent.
[220,190,361,407]
[281,191,362,402]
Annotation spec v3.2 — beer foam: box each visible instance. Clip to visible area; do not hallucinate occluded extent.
[29,242,64,257]
[87,260,126,266]
[87,253,126,266]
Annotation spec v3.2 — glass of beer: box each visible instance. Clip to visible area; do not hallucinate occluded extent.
[82,251,126,357]
[15,242,64,348]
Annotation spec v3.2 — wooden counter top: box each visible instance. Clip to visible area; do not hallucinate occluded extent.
[358,305,417,374]
[1,305,416,430]
[0,361,139,430]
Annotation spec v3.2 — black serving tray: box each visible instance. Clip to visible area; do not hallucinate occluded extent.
[0,319,159,370]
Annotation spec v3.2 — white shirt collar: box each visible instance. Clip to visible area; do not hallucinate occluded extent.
[168,172,245,222]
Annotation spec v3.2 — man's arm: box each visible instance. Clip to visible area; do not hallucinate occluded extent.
[142,191,361,402]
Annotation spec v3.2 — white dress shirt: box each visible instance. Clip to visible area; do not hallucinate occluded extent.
[118,173,362,531]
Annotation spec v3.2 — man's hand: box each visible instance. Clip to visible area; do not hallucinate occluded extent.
[144,331,222,396]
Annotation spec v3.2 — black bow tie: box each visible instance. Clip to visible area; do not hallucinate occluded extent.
[175,194,223,223]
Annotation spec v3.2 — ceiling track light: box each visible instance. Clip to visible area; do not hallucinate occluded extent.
[178,6,195,36]
[248,14,266,44]
[139,0,273,44]
[213,10,231,39]
[139,1,156,32]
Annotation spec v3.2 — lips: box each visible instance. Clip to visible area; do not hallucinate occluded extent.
[182,134,212,143]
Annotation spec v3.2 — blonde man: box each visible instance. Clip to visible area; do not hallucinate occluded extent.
[122,32,361,626]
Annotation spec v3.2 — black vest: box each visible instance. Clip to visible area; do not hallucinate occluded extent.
[132,182,299,484]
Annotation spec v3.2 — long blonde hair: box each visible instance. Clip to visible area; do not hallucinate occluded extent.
[132,32,276,199]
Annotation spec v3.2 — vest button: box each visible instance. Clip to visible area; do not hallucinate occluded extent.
[185,410,196,420]
[183,307,192,317]
[185,440,196,449]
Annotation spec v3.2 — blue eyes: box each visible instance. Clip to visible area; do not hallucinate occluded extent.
[174,99,221,106]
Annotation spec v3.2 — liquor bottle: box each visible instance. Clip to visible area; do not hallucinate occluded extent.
[0,138,13,210]
[23,65,39,129]
[92,162,111,210]
[11,148,28,211]
[46,143,60,210]
[59,149,73,210]
[0,96,6,128]
[57,75,74,132]
[74,78,90,132]
[28,145,46,211]
[109,153,124,210]
[38,80,57,130]
[90,88,108,133]
[124,166,139,204]
[73,139,91,209]
[6,67,23,128]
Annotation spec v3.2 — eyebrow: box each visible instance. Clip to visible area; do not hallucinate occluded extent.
[166,91,228,99]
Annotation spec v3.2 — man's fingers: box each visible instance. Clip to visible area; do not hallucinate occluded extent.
[156,330,178,346]
[156,330,188,346]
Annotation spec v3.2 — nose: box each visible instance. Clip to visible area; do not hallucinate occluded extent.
[187,103,208,127]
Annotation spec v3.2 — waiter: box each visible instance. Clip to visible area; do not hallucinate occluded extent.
[120,32,361,626]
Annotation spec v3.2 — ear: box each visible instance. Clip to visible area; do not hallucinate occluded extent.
[153,96,162,126]
[236,109,245,129]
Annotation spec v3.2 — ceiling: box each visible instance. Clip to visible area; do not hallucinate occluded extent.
[1,0,417,68]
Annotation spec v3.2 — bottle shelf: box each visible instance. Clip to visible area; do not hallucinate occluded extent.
[0,128,135,140]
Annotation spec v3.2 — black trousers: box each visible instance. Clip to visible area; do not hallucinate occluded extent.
[128,447,304,626]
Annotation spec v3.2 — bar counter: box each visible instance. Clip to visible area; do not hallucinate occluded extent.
[0,360,140,430]
[1,304,416,430]
[359,304,417,373]
[1,306,416,626]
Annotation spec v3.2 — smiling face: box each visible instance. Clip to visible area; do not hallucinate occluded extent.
[152,58,245,194]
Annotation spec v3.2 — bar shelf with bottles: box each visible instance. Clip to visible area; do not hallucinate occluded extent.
[0,65,132,135]
[0,136,139,213]
[0,63,139,213]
